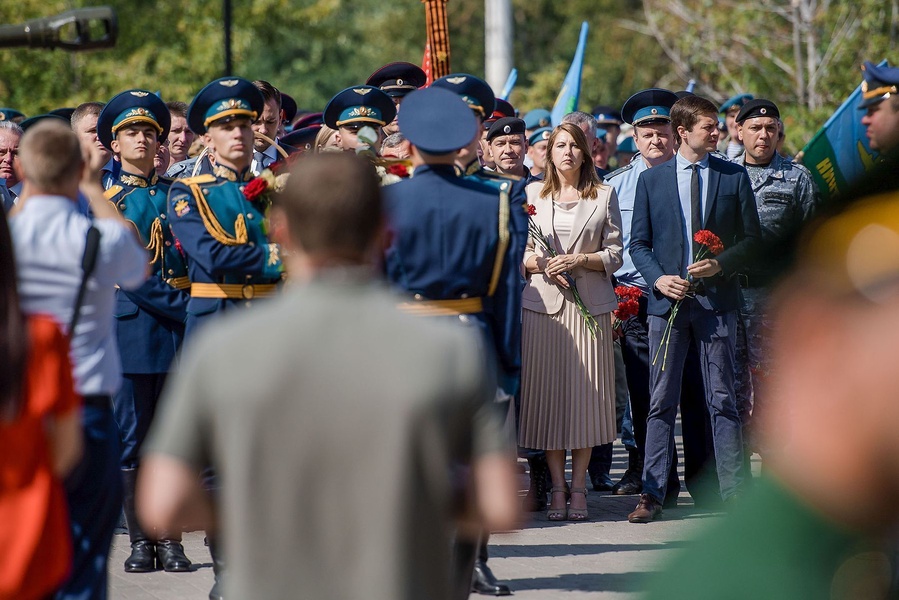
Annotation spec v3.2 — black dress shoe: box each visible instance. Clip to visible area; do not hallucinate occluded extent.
[628,494,663,523]
[471,559,511,596]
[590,472,615,492]
[157,540,192,572]
[124,541,156,573]
[612,470,643,495]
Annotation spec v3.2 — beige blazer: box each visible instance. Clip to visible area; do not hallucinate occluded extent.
[521,181,623,316]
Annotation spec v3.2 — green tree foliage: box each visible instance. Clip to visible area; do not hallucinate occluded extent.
[0,0,894,152]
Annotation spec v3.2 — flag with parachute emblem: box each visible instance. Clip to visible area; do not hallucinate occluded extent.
[799,60,887,200]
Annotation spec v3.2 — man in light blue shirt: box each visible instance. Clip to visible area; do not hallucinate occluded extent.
[10,120,147,600]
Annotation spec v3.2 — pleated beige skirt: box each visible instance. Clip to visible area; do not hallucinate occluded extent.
[518,300,617,450]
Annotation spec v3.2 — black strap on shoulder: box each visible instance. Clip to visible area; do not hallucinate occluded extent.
[70,225,101,333]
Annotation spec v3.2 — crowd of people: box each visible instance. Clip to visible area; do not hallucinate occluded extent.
[1,56,899,600]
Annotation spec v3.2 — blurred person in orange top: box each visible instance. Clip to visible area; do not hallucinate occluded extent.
[0,208,82,600]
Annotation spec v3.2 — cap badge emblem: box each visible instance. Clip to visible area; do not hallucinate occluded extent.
[349,106,376,118]
[353,88,372,96]
[130,91,150,97]
[760,108,767,114]
[397,79,404,86]
[446,76,466,85]
[219,80,239,87]
[503,125,511,134]
[651,108,658,114]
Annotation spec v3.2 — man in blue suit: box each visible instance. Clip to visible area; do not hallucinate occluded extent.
[627,94,762,523]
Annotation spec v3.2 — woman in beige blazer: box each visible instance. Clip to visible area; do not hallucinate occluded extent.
[518,122,623,521]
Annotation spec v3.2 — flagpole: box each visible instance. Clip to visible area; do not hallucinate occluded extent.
[485,0,513,94]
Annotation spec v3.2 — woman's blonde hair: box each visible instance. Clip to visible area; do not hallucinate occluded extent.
[540,122,601,200]
[314,126,340,153]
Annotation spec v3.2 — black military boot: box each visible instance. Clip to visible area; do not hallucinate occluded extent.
[122,468,156,572]
[612,448,644,495]
[588,444,614,491]
[524,455,548,512]
[157,534,192,572]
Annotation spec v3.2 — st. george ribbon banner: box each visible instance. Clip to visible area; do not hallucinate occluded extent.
[422,0,450,82]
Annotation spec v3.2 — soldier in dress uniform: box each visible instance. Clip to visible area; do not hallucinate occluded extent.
[435,74,543,529]
[323,85,397,154]
[97,90,193,574]
[167,77,284,339]
[383,86,520,599]
[165,76,284,600]
[732,99,819,457]
[366,61,427,137]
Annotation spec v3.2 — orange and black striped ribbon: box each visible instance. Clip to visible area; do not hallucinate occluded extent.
[422,0,450,81]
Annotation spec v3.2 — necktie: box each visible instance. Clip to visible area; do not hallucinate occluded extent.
[690,164,701,258]
[253,151,266,173]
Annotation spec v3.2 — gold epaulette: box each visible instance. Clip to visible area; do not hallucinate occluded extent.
[177,174,216,185]
[186,178,248,246]
[104,185,123,200]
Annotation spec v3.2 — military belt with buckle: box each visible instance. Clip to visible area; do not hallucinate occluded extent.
[165,276,191,290]
[397,296,484,317]
[190,282,278,300]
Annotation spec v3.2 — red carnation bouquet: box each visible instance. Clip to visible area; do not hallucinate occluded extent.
[242,167,290,210]
[653,229,724,370]
[526,203,598,338]
[387,163,412,178]
[613,285,643,329]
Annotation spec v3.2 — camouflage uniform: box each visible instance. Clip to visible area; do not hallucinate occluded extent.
[734,152,820,448]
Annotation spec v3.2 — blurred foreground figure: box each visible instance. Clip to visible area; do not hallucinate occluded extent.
[10,120,147,600]
[139,152,518,600]
[646,187,899,599]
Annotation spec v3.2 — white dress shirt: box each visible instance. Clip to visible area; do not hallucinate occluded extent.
[11,195,147,395]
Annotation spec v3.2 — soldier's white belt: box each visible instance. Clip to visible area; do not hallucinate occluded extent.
[190,282,278,300]
[397,297,483,317]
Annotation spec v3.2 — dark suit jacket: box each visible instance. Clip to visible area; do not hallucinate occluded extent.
[629,154,761,316]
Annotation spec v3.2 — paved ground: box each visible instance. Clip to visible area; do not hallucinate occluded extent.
[110,438,739,599]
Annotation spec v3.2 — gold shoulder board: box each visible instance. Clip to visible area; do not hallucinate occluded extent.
[104,185,123,200]
[178,174,217,185]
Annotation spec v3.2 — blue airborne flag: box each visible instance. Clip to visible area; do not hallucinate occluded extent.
[551,22,589,126]
[500,68,518,101]
[800,60,887,200]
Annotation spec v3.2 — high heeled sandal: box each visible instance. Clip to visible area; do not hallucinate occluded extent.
[547,486,570,521]
[568,487,589,522]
